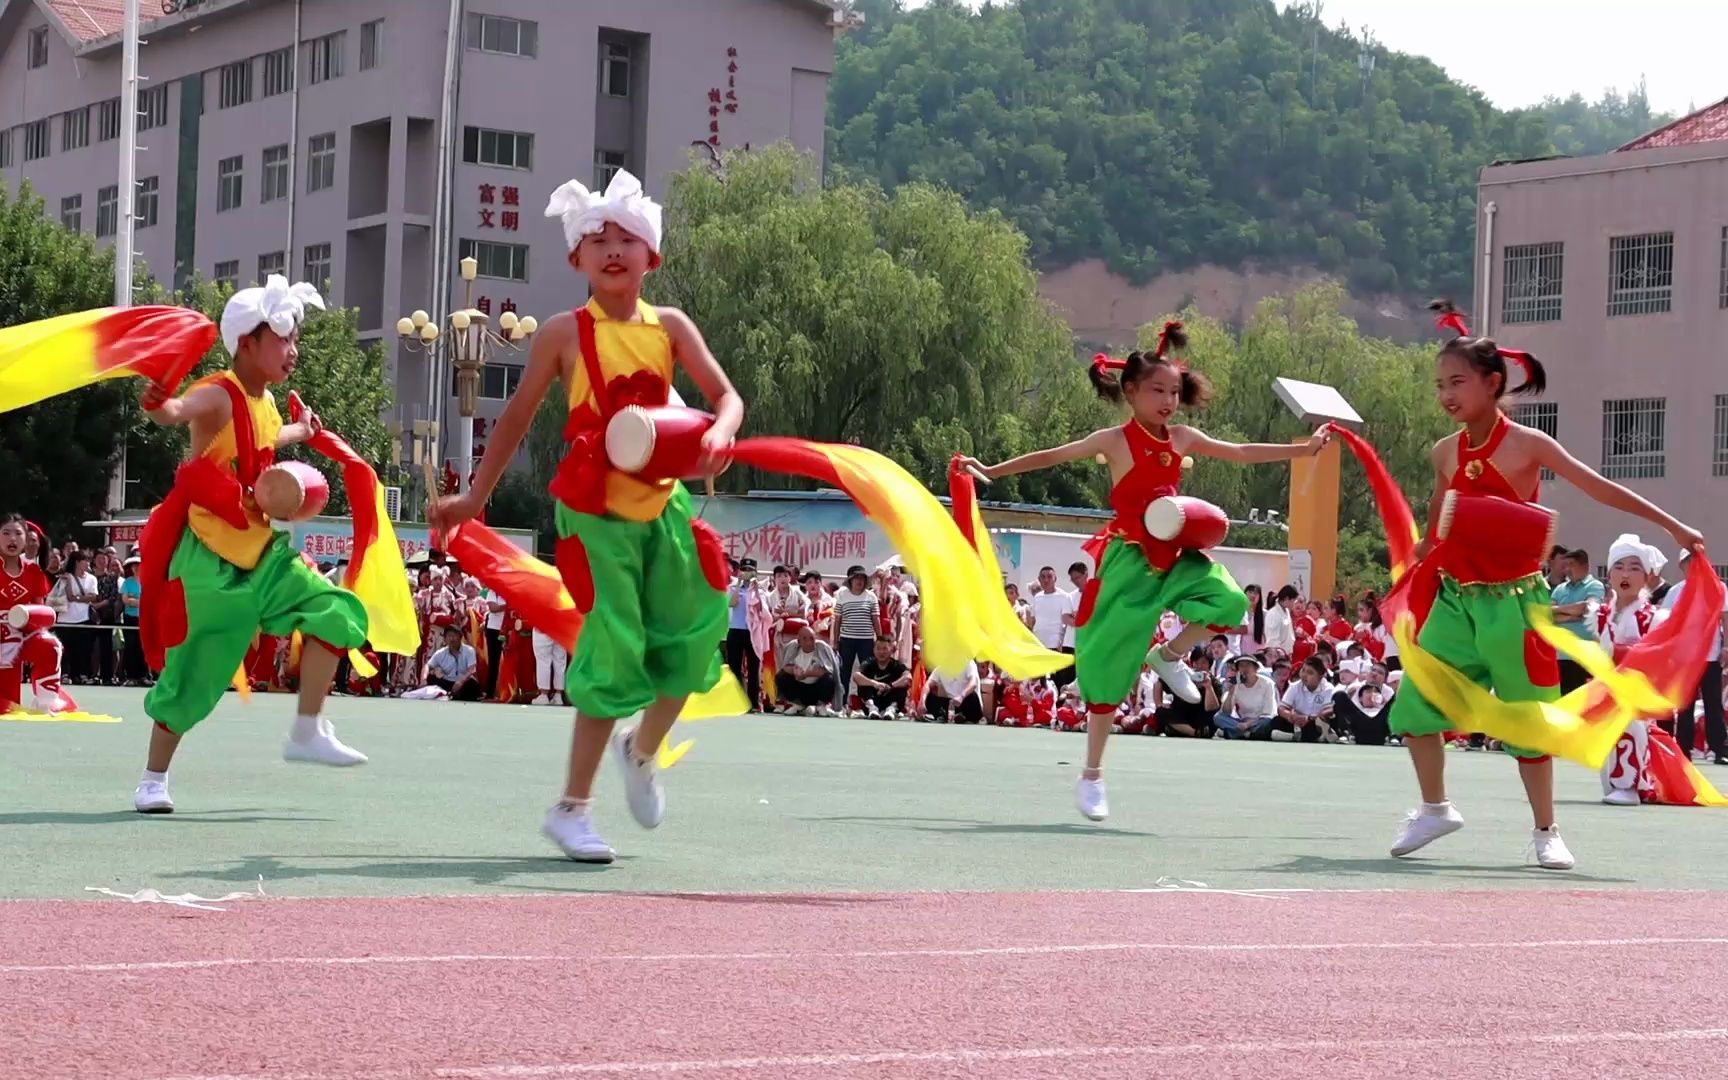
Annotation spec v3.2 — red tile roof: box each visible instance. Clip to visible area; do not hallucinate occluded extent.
[1618,96,1728,152]
[40,0,169,43]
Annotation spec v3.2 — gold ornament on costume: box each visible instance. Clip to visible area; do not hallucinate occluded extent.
[1464,459,1484,480]
[1159,452,1173,467]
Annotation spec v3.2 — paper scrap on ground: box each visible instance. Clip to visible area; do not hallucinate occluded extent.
[85,878,267,911]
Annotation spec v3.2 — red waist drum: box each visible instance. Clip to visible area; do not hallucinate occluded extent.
[6,604,56,633]
[254,461,330,522]
[1144,496,1229,552]
[605,405,715,480]
[1434,491,1555,585]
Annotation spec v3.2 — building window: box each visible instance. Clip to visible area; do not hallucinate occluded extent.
[452,362,524,401]
[1720,226,1728,310]
[601,40,632,97]
[1607,232,1674,317]
[217,155,244,212]
[27,26,48,69]
[139,85,169,131]
[1514,401,1558,480]
[461,126,534,170]
[261,144,290,202]
[360,20,383,71]
[23,119,50,161]
[1600,397,1665,480]
[136,176,159,228]
[60,194,82,232]
[218,59,253,109]
[96,185,118,238]
[457,238,529,281]
[262,46,295,97]
[0,129,10,169]
[213,260,239,288]
[60,107,89,151]
[98,98,121,141]
[303,242,332,289]
[594,149,626,189]
[1715,396,1728,478]
[258,251,286,282]
[308,31,345,84]
[1501,242,1562,325]
[306,132,336,192]
[465,13,537,57]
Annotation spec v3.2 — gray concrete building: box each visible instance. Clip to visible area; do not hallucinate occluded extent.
[0,0,849,477]
[1474,98,1728,570]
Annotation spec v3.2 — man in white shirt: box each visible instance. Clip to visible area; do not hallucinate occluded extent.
[1215,655,1276,739]
[1275,657,1336,743]
[925,659,983,723]
[424,625,482,701]
[1661,552,1728,764]
[1029,565,1078,686]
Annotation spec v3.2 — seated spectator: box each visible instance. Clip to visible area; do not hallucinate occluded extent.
[1216,654,1278,739]
[1336,641,1371,685]
[996,675,1056,727]
[1051,677,1086,732]
[424,624,483,701]
[1116,665,1158,734]
[776,626,838,715]
[925,658,984,724]
[1275,657,1337,743]
[853,633,911,718]
[1333,665,1395,745]
[1270,658,1292,696]
[1205,634,1232,681]
[1155,646,1221,738]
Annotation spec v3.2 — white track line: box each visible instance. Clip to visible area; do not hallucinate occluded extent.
[156,1027,1728,1079]
[7,936,1727,976]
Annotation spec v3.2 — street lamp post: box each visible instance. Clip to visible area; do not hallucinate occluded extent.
[395,255,537,494]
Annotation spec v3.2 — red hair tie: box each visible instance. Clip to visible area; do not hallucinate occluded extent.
[1091,352,1126,373]
[1434,311,1470,339]
[1154,320,1184,360]
[1497,347,1537,384]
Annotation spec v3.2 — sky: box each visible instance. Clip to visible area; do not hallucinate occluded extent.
[917,1,1726,117]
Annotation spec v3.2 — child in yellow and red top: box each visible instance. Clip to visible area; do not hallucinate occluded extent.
[432,171,741,865]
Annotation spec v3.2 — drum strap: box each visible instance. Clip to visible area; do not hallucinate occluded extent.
[574,308,612,419]
[211,376,272,488]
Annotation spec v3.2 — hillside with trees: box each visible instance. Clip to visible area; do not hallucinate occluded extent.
[829,0,1673,301]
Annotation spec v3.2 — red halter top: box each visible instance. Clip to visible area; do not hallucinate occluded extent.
[1084,420,1186,569]
[1435,413,1546,584]
[1448,413,1535,503]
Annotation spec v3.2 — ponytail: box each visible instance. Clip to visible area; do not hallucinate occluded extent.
[1427,299,1547,398]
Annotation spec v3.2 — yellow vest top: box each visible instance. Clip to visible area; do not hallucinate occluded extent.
[568,298,676,522]
[188,370,282,570]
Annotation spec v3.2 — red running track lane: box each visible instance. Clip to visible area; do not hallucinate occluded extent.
[2,889,1726,1080]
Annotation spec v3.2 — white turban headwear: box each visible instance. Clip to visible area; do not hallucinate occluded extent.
[1607,533,1661,575]
[221,275,326,356]
[544,170,662,260]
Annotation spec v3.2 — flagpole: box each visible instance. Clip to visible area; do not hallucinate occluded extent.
[108,0,140,513]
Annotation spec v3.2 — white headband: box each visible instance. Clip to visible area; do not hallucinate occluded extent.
[1607,533,1659,575]
[544,170,662,257]
[221,275,325,356]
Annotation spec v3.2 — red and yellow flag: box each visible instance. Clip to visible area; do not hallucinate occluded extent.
[443,519,583,652]
[0,306,215,413]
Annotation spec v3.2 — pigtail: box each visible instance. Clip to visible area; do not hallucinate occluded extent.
[1427,298,1546,398]
[1178,369,1213,408]
[1088,353,1127,403]
[1503,351,1548,397]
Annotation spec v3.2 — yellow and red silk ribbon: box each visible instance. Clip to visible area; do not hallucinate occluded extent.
[0,306,216,413]
[1329,421,1726,768]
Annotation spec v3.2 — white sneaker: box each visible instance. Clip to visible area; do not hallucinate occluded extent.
[541,803,615,863]
[1390,803,1465,857]
[283,720,368,766]
[1602,788,1641,806]
[133,779,174,814]
[611,727,664,829]
[1146,648,1200,703]
[1075,775,1109,822]
[1270,729,1296,742]
[530,694,551,706]
[1532,826,1575,870]
[803,706,818,716]
[882,705,899,720]
[865,702,881,718]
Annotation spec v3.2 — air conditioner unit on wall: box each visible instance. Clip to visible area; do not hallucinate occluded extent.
[383,485,403,522]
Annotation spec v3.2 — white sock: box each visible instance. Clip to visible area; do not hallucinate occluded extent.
[1421,800,1453,815]
[140,768,167,784]
[290,714,320,742]
[557,796,593,813]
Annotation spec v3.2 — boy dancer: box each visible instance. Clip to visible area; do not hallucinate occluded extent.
[133,278,370,813]
[432,171,741,863]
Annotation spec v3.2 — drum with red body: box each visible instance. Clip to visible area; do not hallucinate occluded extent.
[1435,491,1556,583]
[1144,496,1230,552]
[6,604,56,633]
[605,404,715,480]
[780,617,810,637]
[255,461,330,522]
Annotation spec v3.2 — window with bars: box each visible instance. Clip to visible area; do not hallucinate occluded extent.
[306,132,335,192]
[60,194,82,232]
[461,126,534,170]
[1607,232,1674,316]
[262,47,295,96]
[1720,226,1728,310]
[458,238,529,281]
[1515,402,1558,479]
[98,98,120,141]
[303,242,332,289]
[23,119,50,161]
[1601,397,1666,479]
[261,144,289,202]
[360,20,383,70]
[213,260,239,288]
[1502,242,1564,323]
[308,31,345,84]
[61,107,88,151]
[465,13,537,57]
[95,185,118,238]
[451,362,525,400]
[1715,396,1728,478]
[601,40,632,98]
[258,251,286,282]
[27,26,48,69]
[139,85,169,131]
[594,149,626,189]
[136,176,159,228]
[217,155,244,212]
[219,59,253,109]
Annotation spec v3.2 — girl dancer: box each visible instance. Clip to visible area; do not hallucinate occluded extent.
[959,322,1326,821]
